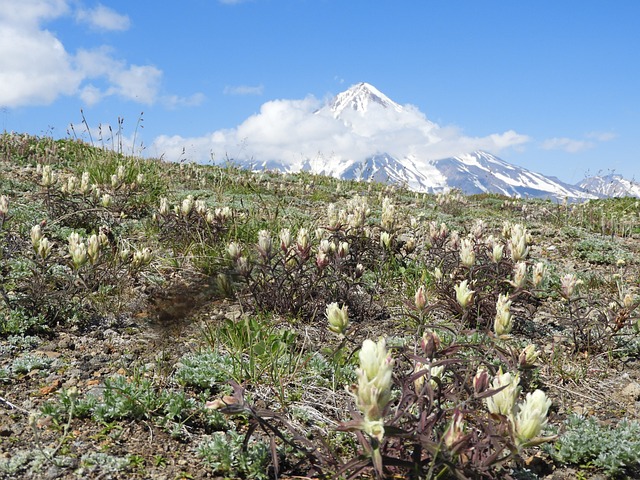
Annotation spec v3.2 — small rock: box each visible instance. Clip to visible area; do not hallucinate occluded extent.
[620,381,640,401]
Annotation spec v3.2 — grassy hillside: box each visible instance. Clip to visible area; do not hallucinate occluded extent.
[1,132,640,479]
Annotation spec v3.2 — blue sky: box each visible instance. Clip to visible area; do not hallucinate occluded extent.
[2,0,638,184]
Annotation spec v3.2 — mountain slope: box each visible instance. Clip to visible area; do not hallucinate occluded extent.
[578,174,640,198]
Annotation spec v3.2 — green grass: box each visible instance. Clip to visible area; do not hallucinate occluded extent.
[2,132,640,479]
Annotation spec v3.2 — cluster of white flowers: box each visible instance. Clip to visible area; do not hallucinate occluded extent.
[483,367,552,448]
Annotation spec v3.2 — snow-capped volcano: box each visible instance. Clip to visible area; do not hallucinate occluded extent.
[578,174,640,198]
[305,83,593,200]
[159,82,604,201]
[325,82,404,117]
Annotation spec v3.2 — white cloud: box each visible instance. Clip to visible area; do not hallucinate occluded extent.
[223,85,264,95]
[586,131,617,142]
[74,47,162,105]
[76,4,130,32]
[541,137,594,153]
[541,131,615,153]
[152,94,530,165]
[0,1,191,108]
[162,93,207,109]
[0,0,69,26]
[0,21,81,106]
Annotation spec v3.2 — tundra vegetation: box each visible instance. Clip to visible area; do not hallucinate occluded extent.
[1,131,640,479]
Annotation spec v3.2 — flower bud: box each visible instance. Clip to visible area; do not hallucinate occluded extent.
[132,247,153,268]
[443,409,465,450]
[420,329,441,358]
[354,338,394,427]
[316,250,330,269]
[337,241,349,258]
[80,171,91,194]
[181,195,194,217]
[195,199,207,215]
[509,224,529,262]
[518,344,539,369]
[414,285,428,311]
[433,267,443,281]
[100,193,112,208]
[296,228,310,256]
[473,366,490,395]
[623,293,635,309]
[319,239,332,254]
[235,256,250,276]
[41,165,56,186]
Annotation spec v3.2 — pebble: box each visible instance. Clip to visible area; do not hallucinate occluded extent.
[620,381,640,401]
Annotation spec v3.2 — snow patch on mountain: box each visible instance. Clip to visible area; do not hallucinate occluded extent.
[578,174,640,198]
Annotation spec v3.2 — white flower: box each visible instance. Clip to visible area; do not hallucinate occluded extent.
[511,261,527,289]
[459,237,476,267]
[326,302,349,336]
[257,229,272,257]
[37,237,52,259]
[454,280,474,309]
[509,224,529,262]
[560,273,581,299]
[494,293,513,337]
[515,390,552,445]
[296,228,310,253]
[355,338,394,425]
[532,262,546,288]
[380,231,391,249]
[381,196,395,231]
[30,225,43,249]
[485,368,521,417]
[70,242,87,270]
[181,195,194,217]
[0,195,8,217]
[279,228,292,251]
[87,234,101,265]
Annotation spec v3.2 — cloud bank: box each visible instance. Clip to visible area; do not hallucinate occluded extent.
[151,93,531,166]
[0,0,201,108]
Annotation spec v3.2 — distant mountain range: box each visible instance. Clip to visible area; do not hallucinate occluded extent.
[245,82,639,200]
